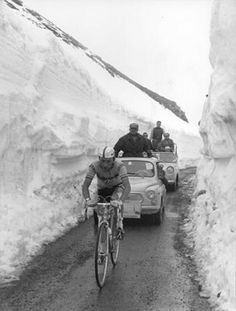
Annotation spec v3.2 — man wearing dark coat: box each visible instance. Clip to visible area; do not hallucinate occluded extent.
[114,123,152,157]
[150,121,164,151]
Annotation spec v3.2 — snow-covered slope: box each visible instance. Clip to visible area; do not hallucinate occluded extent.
[4,0,188,123]
[187,1,236,310]
[0,0,201,282]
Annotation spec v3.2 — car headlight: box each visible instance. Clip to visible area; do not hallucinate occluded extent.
[166,166,174,173]
[145,187,160,205]
[146,190,156,200]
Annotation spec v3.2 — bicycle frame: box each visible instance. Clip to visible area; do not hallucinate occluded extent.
[97,203,117,228]
[93,200,121,288]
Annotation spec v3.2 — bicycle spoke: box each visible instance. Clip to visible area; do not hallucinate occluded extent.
[110,233,120,265]
[110,213,120,265]
[95,223,109,288]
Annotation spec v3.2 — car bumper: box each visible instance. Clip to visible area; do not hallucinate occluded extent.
[123,203,161,218]
[166,179,175,184]
[141,205,161,215]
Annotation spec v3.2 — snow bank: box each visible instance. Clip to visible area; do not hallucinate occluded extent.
[188,1,236,310]
[0,0,201,281]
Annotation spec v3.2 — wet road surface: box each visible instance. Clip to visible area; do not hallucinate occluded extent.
[0,168,211,311]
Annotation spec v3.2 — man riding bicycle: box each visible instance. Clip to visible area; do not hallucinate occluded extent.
[82,146,131,237]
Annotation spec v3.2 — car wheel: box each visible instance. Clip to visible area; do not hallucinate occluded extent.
[153,202,164,225]
[176,176,179,189]
[93,210,98,225]
[169,181,177,192]
[172,182,176,191]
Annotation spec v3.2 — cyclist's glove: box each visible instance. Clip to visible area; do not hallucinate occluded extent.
[85,199,97,207]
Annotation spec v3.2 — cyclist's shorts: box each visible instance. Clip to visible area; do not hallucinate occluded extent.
[97,184,124,202]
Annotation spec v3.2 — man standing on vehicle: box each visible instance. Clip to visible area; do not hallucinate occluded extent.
[143,132,154,152]
[114,123,152,157]
[150,121,164,151]
[82,146,131,237]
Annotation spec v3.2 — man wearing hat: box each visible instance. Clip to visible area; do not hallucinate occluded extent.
[114,123,152,157]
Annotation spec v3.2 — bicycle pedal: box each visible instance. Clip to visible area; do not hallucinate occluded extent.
[98,252,106,264]
[116,229,125,240]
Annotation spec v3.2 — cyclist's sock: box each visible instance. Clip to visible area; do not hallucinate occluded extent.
[117,217,125,238]
[117,216,123,229]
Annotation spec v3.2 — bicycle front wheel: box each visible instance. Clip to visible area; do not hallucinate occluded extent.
[95,222,109,288]
[110,232,120,265]
[110,214,120,265]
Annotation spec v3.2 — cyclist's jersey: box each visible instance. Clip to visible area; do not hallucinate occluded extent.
[85,160,128,190]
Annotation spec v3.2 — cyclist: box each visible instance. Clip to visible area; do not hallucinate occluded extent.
[82,146,131,238]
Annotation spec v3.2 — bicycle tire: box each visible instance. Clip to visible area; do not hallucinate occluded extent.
[95,222,109,288]
[110,213,120,265]
[110,234,120,265]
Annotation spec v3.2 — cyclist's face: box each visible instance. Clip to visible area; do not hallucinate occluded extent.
[99,158,114,170]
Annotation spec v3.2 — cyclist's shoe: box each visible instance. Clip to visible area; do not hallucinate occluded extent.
[116,227,125,240]
[98,251,106,264]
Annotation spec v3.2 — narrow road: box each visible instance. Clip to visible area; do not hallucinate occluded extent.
[0,168,211,311]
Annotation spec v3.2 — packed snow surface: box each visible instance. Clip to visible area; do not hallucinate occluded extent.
[187,1,236,310]
[0,0,201,282]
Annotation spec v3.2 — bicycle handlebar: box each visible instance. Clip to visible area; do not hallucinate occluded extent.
[85,194,118,206]
[86,201,119,208]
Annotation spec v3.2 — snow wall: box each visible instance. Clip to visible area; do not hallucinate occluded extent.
[189,1,236,310]
[0,0,201,282]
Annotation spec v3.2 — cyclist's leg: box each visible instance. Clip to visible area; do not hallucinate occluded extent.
[97,188,114,248]
[111,185,125,238]
[96,188,111,225]
[97,188,113,202]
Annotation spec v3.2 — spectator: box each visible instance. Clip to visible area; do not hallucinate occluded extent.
[150,121,164,151]
[158,133,174,152]
[114,123,152,157]
[143,132,154,151]
[157,163,168,187]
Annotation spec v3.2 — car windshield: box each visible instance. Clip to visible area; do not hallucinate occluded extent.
[122,160,154,177]
[155,152,176,163]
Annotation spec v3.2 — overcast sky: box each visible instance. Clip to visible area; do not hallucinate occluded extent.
[23,0,213,125]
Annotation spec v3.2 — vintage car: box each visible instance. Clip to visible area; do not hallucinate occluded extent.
[120,157,166,224]
[152,145,179,191]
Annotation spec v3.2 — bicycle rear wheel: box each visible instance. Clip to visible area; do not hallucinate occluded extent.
[95,222,109,288]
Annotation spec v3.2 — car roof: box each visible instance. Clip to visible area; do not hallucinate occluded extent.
[155,152,173,154]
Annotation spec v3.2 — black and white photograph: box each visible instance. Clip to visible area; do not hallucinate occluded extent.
[0,0,235,310]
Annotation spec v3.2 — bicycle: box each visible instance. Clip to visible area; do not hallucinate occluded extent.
[85,196,122,288]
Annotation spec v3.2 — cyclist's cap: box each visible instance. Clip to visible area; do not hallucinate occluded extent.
[129,123,139,129]
[98,146,115,159]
